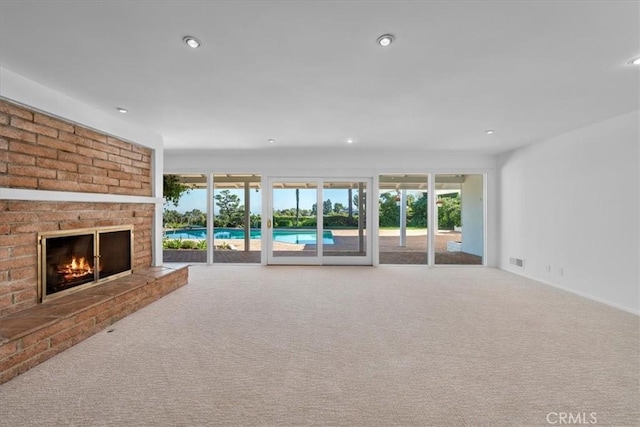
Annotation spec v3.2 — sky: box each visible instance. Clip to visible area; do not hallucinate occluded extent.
[167,188,357,214]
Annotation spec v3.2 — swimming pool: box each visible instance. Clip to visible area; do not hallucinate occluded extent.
[164,228,334,245]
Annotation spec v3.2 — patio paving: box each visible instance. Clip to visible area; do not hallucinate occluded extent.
[163,229,481,265]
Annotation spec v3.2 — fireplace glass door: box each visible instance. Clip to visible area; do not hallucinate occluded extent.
[39,226,134,301]
[44,233,96,296]
[98,230,132,280]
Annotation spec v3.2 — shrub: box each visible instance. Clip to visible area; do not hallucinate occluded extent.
[180,240,198,249]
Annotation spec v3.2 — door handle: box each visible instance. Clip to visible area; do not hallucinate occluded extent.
[267,219,272,229]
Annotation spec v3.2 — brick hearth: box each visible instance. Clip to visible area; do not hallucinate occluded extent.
[0,265,188,384]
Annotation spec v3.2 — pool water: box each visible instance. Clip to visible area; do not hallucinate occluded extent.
[164,227,334,245]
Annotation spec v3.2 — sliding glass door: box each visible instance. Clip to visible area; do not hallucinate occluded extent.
[267,178,371,265]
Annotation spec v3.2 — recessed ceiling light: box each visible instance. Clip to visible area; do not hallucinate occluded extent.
[629,57,640,65]
[346,138,354,144]
[268,139,276,144]
[485,130,494,135]
[116,107,128,114]
[183,36,201,48]
[376,34,394,47]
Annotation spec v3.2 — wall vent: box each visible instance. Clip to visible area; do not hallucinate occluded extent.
[509,257,524,267]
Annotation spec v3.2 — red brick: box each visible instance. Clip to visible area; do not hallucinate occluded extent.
[36,157,78,173]
[7,201,53,212]
[56,202,95,211]
[0,162,6,174]
[92,175,119,186]
[0,340,48,373]
[36,134,77,153]
[10,117,58,138]
[21,318,75,348]
[8,151,36,166]
[118,180,142,189]
[0,234,34,247]
[7,175,37,188]
[13,289,38,304]
[12,221,57,233]
[37,211,78,222]
[59,221,95,230]
[50,319,94,347]
[0,113,9,126]
[58,151,92,165]
[0,366,19,385]
[8,278,35,292]
[131,173,152,183]
[56,171,79,182]
[78,165,108,177]
[4,255,37,270]
[58,130,93,147]
[0,101,33,121]
[12,244,37,257]
[33,113,75,133]
[1,211,39,222]
[107,153,131,165]
[89,140,120,155]
[81,183,109,193]
[78,174,92,184]
[106,136,130,150]
[131,159,151,170]
[0,126,37,143]
[77,145,109,161]
[74,305,110,324]
[107,170,133,180]
[118,149,142,161]
[9,140,56,158]
[8,266,36,282]
[74,126,108,143]
[0,137,8,150]
[92,158,120,171]
[38,179,80,192]
[78,210,110,220]
[8,164,57,179]
[0,248,9,260]
[0,341,19,360]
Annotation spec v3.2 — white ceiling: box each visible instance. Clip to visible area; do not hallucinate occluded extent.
[1,0,638,154]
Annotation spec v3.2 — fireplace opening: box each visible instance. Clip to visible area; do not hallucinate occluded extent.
[39,226,134,302]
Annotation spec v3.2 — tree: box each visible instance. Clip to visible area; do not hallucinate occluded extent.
[378,192,400,227]
[409,193,428,227]
[214,190,243,227]
[163,209,185,228]
[163,175,191,206]
[323,199,333,215]
[438,195,461,228]
[184,209,206,227]
[333,202,346,213]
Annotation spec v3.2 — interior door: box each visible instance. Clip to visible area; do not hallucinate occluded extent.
[267,178,372,265]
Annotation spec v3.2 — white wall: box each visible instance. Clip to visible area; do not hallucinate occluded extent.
[498,111,639,314]
[461,174,484,257]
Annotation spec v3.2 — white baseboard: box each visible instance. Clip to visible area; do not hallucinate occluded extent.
[499,266,639,316]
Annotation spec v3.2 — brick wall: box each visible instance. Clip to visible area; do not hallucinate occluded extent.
[0,98,156,316]
[0,99,152,196]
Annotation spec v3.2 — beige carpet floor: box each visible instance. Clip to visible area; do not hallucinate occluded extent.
[0,266,638,426]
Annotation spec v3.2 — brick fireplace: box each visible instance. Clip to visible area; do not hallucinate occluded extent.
[0,98,188,384]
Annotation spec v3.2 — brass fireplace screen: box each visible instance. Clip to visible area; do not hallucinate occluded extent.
[38,225,134,302]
